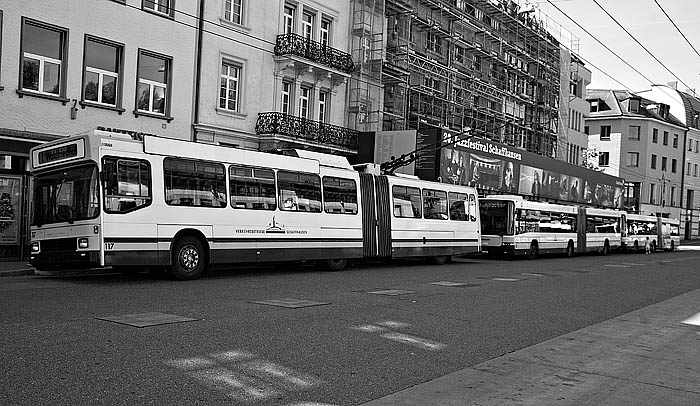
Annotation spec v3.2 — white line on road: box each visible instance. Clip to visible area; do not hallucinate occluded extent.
[681,312,700,326]
[604,265,629,268]
[521,273,544,277]
[492,277,520,281]
[380,332,447,351]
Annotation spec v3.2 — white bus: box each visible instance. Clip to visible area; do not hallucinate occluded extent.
[28,130,481,280]
[623,214,680,252]
[479,195,623,258]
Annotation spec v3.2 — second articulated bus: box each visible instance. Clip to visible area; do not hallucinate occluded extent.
[623,213,680,252]
[479,195,623,259]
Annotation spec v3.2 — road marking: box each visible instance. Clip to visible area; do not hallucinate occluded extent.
[681,312,700,326]
[621,263,645,266]
[366,289,415,296]
[165,350,324,403]
[603,264,629,268]
[521,273,544,277]
[381,332,447,351]
[430,281,468,287]
[352,320,446,351]
[250,298,330,308]
[492,277,520,281]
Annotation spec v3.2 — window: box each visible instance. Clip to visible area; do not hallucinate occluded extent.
[652,128,658,143]
[671,186,676,206]
[299,86,310,119]
[629,97,640,113]
[598,151,609,167]
[663,131,669,145]
[164,158,227,207]
[136,50,170,116]
[102,157,151,213]
[83,36,122,107]
[219,60,240,111]
[423,189,448,220]
[323,177,358,214]
[318,91,328,122]
[283,5,295,34]
[673,134,679,148]
[143,0,173,17]
[651,154,657,169]
[627,152,639,167]
[661,156,667,171]
[320,19,331,46]
[454,45,465,64]
[688,162,692,175]
[600,126,611,140]
[301,11,314,40]
[281,81,291,114]
[649,183,656,204]
[224,0,243,25]
[629,125,640,140]
[672,159,677,173]
[20,19,67,97]
[448,192,470,221]
[695,164,698,177]
[426,31,441,53]
[277,171,321,212]
[392,185,421,218]
[696,140,699,153]
[229,165,275,210]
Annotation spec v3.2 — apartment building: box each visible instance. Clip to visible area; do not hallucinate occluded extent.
[558,50,590,166]
[0,0,199,258]
[586,89,687,222]
[195,0,357,154]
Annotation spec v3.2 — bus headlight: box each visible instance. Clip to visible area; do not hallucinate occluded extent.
[31,242,40,253]
[78,238,89,249]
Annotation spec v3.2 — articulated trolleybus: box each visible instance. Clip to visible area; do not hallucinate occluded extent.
[479,195,623,258]
[29,130,481,279]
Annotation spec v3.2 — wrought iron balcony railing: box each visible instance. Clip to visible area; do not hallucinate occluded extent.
[274,33,354,74]
[256,112,358,151]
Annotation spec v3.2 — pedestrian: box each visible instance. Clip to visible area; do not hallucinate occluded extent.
[644,237,650,254]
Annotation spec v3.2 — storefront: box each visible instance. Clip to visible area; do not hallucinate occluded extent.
[0,130,58,260]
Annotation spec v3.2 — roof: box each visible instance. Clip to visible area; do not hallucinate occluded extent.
[586,89,686,128]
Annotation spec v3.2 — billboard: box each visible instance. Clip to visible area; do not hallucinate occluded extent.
[417,128,625,209]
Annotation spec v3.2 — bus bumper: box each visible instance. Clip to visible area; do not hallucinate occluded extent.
[30,251,101,271]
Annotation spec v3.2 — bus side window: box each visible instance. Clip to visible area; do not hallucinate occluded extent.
[102,157,152,213]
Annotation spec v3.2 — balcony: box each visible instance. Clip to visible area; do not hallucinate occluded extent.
[256,112,358,152]
[274,33,354,74]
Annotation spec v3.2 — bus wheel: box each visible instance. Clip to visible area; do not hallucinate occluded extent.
[566,241,575,257]
[324,259,348,272]
[633,241,639,253]
[602,240,610,256]
[651,241,656,253]
[171,236,206,280]
[431,255,450,265]
[670,241,675,251]
[527,242,538,260]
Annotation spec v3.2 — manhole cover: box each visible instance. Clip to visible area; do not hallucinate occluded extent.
[96,312,198,328]
[250,298,330,308]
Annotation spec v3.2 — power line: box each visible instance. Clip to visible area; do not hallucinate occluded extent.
[591,0,693,91]
[545,0,656,89]
[654,0,700,60]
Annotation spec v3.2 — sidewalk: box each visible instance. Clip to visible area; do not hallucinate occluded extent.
[0,260,35,277]
[362,287,700,406]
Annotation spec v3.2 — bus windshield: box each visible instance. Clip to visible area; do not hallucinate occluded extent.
[480,200,513,235]
[32,164,100,226]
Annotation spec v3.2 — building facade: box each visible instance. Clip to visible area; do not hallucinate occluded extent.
[558,50,590,166]
[586,89,687,223]
[194,0,357,155]
[0,0,199,258]
[639,84,700,239]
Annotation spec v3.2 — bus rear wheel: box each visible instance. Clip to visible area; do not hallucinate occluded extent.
[324,259,348,272]
[171,236,207,280]
[670,241,675,251]
[602,240,610,256]
[527,242,538,260]
[566,241,575,257]
[633,240,639,253]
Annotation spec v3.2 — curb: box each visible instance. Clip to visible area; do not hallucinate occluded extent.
[0,268,35,277]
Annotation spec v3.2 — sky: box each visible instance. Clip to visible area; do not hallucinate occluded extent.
[526,0,700,94]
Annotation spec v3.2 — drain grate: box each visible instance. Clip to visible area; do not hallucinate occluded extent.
[366,289,415,296]
[96,312,198,328]
[250,298,330,308]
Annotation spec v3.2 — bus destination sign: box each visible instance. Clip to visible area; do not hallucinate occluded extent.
[38,143,78,164]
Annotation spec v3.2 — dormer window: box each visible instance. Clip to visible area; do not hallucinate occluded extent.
[629,97,640,113]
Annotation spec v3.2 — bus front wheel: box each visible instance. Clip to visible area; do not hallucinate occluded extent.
[171,236,207,280]
[602,240,610,256]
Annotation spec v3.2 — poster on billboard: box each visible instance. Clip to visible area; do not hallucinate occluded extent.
[417,128,625,209]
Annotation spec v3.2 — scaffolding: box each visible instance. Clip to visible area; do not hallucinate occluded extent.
[365,0,579,157]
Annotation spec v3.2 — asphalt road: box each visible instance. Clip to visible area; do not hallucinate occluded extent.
[2,250,700,405]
